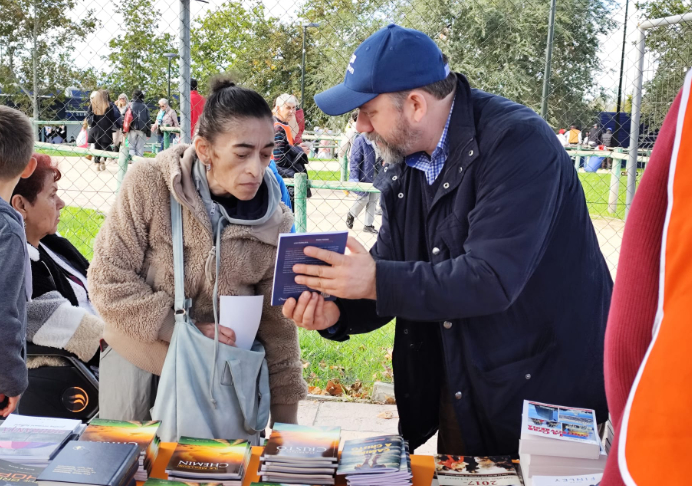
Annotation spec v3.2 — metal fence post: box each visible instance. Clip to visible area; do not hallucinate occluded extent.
[540,0,557,120]
[294,173,308,233]
[340,153,349,182]
[625,27,647,218]
[116,142,130,192]
[179,0,191,144]
[608,148,622,213]
[574,153,581,171]
[163,131,170,150]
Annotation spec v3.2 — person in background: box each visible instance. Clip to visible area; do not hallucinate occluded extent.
[0,106,37,417]
[588,123,602,147]
[190,78,206,137]
[338,111,360,161]
[600,72,690,486]
[283,24,611,456]
[567,124,582,145]
[602,127,614,170]
[128,90,151,158]
[87,90,122,172]
[89,76,306,423]
[556,128,568,147]
[346,133,379,234]
[151,99,179,152]
[112,94,129,152]
[272,94,310,208]
[11,154,103,369]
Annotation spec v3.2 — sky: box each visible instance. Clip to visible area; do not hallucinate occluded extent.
[69,0,663,105]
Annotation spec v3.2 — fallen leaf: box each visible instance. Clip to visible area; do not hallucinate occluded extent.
[326,380,344,396]
[302,361,310,369]
[309,387,322,395]
[319,361,327,369]
[377,411,395,419]
[385,397,397,405]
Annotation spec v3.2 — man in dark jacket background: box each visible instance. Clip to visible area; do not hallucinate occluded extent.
[127,90,150,158]
[283,25,612,456]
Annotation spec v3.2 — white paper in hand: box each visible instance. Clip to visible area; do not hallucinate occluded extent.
[219,295,264,350]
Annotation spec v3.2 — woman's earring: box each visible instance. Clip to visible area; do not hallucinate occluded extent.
[205,163,211,172]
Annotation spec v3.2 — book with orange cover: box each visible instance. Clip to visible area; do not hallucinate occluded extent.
[261,424,340,465]
[165,437,251,484]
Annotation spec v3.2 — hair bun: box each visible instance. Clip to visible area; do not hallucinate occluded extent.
[210,75,237,94]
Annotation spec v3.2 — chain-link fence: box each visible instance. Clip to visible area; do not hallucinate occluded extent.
[2,0,690,399]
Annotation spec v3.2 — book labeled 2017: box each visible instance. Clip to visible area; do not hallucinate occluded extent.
[433,455,521,486]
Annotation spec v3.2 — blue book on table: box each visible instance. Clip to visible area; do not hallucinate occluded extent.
[271,231,349,306]
[37,441,139,486]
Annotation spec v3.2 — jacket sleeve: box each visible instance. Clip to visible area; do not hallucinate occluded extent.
[349,136,364,183]
[112,104,123,130]
[86,105,94,126]
[26,291,103,362]
[0,230,28,397]
[273,125,290,166]
[171,109,179,127]
[374,123,564,321]
[256,272,308,405]
[88,163,176,343]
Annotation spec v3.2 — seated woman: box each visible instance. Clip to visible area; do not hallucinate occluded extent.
[11,154,104,370]
[88,76,307,423]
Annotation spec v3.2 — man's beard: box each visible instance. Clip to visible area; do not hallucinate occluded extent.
[364,117,420,165]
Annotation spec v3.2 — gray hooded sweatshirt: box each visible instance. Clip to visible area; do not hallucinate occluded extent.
[0,197,30,398]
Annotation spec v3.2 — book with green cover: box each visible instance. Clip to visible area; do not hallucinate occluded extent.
[165,437,250,481]
[261,424,340,464]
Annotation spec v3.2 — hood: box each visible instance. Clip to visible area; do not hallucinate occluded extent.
[161,144,292,246]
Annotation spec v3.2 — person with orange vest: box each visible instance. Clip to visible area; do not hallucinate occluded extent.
[567,124,582,145]
[272,94,311,206]
[601,69,692,485]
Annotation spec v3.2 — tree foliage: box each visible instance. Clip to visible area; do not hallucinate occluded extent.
[0,0,97,118]
[104,0,177,104]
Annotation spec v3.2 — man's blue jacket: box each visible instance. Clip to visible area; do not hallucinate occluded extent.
[322,74,612,455]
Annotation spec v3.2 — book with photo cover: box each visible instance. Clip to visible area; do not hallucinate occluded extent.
[36,441,139,486]
[520,401,601,460]
[165,437,250,480]
[80,419,160,479]
[0,459,44,486]
[270,232,348,306]
[337,436,404,475]
[261,424,340,464]
[433,455,521,486]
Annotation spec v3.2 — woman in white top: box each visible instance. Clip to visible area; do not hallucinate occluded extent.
[11,153,103,367]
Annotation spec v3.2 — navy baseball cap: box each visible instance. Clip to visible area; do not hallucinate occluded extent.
[314,24,449,116]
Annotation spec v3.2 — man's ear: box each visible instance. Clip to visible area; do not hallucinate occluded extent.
[408,91,428,124]
[20,157,37,179]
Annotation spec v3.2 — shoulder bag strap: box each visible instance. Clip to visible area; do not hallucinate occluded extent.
[170,194,191,322]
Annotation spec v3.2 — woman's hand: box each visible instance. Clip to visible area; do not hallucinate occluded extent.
[194,322,236,346]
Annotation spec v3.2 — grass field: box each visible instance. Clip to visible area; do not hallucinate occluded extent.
[57,207,106,260]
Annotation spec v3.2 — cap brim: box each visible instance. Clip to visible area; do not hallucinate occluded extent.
[314,83,378,116]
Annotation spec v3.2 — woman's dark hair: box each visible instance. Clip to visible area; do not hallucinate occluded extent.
[12,153,61,204]
[196,75,273,141]
[132,89,144,101]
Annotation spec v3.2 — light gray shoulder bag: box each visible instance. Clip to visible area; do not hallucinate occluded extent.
[151,194,270,444]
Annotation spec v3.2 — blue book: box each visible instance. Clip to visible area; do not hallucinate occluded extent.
[37,441,139,486]
[271,231,349,306]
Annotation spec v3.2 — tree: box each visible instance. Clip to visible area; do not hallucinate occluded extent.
[636,0,692,131]
[0,0,97,120]
[105,0,177,105]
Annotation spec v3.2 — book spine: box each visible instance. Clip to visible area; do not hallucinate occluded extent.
[109,448,140,486]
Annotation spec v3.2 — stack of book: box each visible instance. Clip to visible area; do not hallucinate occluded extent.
[431,455,521,485]
[518,400,608,486]
[36,441,139,486]
[165,437,251,486]
[337,435,412,486]
[531,473,603,485]
[79,419,160,481]
[258,423,341,485]
[0,416,84,467]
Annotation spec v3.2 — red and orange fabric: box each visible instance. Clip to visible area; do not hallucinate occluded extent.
[602,69,692,485]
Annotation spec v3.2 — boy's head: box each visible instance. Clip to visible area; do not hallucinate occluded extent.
[0,106,35,181]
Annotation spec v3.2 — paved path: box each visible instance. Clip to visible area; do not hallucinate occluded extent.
[297,398,438,455]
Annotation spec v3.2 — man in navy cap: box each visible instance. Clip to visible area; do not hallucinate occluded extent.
[283,24,611,456]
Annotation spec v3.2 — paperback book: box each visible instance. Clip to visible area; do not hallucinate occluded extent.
[532,473,602,485]
[270,232,348,306]
[165,437,251,486]
[432,455,521,486]
[260,424,341,485]
[80,419,160,481]
[337,436,412,486]
[0,459,44,486]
